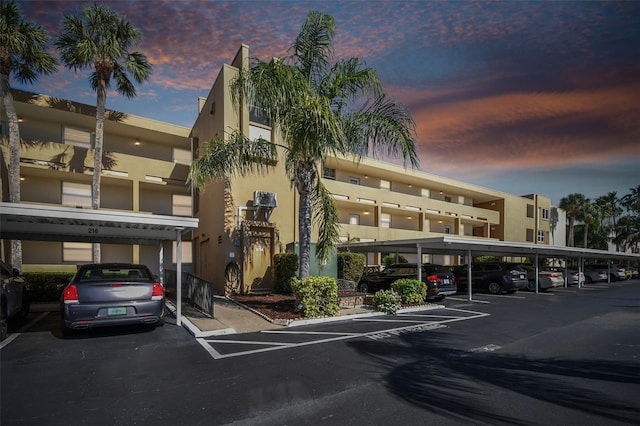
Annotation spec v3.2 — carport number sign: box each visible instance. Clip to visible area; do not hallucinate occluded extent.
[88,227,99,234]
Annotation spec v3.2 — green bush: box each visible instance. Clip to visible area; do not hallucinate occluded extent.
[372,289,402,315]
[23,272,73,302]
[337,252,365,283]
[273,253,298,294]
[291,276,339,318]
[382,254,407,268]
[391,278,426,304]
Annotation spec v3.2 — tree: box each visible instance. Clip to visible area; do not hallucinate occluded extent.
[615,186,640,254]
[559,193,587,247]
[55,3,151,262]
[190,11,418,278]
[0,0,57,269]
[595,192,621,250]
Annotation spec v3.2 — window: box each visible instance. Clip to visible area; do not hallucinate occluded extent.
[380,179,390,190]
[323,167,336,180]
[173,148,191,165]
[380,213,391,228]
[249,124,271,142]
[64,127,93,148]
[526,228,534,242]
[526,204,535,218]
[172,194,192,216]
[349,214,360,225]
[349,177,360,185]
[444,196,452,203]
[541,208,549,220]
[63,242,92,262]
[62,182,91,207]
[537,230,545,243]
[249,105,270,127]
[172,241,193,263]
[0,121,6,136]
[443,225,451,234]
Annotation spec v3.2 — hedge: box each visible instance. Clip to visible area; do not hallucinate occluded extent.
[291,276,339,318]
[337,252,365,283]
[273,253,298,294]
[23,272,73,302]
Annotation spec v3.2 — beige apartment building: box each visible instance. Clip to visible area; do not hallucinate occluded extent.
[190,45,556,295]
[1,45,559,295]
[0,89,194,275]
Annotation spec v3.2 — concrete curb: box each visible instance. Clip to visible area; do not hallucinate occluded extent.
[165,301,236,338]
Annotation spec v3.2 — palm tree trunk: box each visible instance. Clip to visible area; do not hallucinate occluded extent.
[92,82,107,263]
[1,77,23,270]
[567,216,575,247]
[583,222,589,248]
[296,164,316,279]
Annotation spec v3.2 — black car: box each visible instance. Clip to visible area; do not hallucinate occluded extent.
[358,263,457,300]
[1,260,30,341]
[453,261,528,294]
[60,263,165,336]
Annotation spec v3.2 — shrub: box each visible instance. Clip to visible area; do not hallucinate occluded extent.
[391,278,426,304]
[291,276,339,318]
[273,253,298,294]
[23,272,73,302]
[382,254,407,268]
[372,289,402,315]
[337,252,366,283]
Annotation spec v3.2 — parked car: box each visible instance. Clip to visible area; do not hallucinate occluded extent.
[60,263,165,336]
[582,265,609,284]
[357,263,457,300]
[1,260,30,341]
[625,266,639,279]
[508,263,555,292]
[607,264,630,281]
[453,261,528,294]
[549,266,584,286]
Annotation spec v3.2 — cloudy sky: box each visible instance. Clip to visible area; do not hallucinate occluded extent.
[14,0,640,206]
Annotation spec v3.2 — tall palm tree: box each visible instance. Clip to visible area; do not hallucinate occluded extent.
[1,0,57,269]
[190,11,418,278]
[595,192,620,250]
[55,3,151,262]
[559,193,587,247]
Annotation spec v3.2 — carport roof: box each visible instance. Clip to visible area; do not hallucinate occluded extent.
[339,235,640,262]
[0,202,198,245]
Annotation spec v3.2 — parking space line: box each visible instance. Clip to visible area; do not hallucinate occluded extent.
[0,312,50,350]
[478,294,526,299]
[197,307,491,360]
[399,314,465,319]
[447,297,490,304]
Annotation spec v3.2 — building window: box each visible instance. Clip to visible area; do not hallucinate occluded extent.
[444,196,452,203]
[541,208,549,220]
[381,213,391,228]
[64,126,93,148]
[63,242,92,262]
[173,148,191,165]
[349,214,360,225]
[538,230,545,243]
[443,225,451,234]
[349,177,360,185]
[62,182,91,207]
[380,179,390,190]
[0,121,6,136]
[249,124,271,142]
[172,194,192,216]
[526,204,535,218]
[526,228,534,242]
[249,105,270,127]
[172,241,193,263]
[323,167,336,180]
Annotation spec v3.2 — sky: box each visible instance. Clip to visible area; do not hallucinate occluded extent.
[13,0,640,206]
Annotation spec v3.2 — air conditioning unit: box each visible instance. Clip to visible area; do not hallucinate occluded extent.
[254,191,277,208]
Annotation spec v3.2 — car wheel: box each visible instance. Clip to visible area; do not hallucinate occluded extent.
[585,276,593,284]
[527,280,536,291]
[358,282,369,294]
[0,319,7,342]
[60,316,74,337]
[488,282,502,295]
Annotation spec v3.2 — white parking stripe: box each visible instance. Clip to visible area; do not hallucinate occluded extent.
[447,297,490,304]
[262,330,360,336]
[398,314,465,319]
[0,312,50,350]
[479,294,526,299]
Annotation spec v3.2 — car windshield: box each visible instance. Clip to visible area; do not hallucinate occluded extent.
[78,266,150,282]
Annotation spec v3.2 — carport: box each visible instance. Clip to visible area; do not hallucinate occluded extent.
[340,235,640,301]
[0,202,198,325]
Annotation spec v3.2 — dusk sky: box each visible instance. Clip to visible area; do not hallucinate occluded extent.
[14,0,640,206]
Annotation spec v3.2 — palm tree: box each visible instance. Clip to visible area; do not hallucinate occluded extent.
[595,192,621,250]
[55,3,151,262]
[559,193,587,247]
[1,0,57,269]
[190,11,418,278]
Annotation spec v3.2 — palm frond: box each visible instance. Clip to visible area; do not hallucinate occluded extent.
[292,11,335,82]
[312,179,341,263]
[189,130,277,190]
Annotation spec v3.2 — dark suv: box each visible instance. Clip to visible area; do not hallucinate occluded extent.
[452,261,528,294]
[1,260,30,341]
[358,263,457,300]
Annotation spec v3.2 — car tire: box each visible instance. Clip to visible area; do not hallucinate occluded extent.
[585,276,593,284]
[60,316,74,338]
[0,319,7,342]
[488,282,502,295]
[358,282,369,294]
[527,280,536,291]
